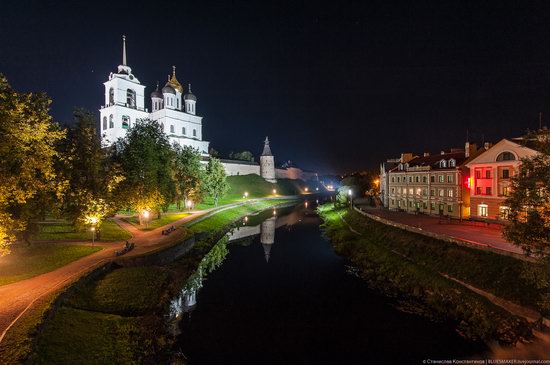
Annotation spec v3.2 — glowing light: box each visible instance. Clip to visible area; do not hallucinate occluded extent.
[316,187,319,191]
[348,189,352,196]
[143,210,150,219]
[273,209,277,216]
[91,227,96,232]
[186,200,193,208]
[273,189,277,194]
[466,177,473,189]
[244,216,248,222]
[305,187,309,192]
[244,191,249,198]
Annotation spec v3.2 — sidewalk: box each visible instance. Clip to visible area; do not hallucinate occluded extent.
[357,206,523,255]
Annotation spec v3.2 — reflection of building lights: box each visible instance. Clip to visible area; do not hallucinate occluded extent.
[273,209,276,216]
[244,216,248,222]
[305,201,308,208]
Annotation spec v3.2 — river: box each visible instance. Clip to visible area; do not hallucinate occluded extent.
[171,200,487,364]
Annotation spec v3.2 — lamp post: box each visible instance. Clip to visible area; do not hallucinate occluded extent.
[143,210,150,229]
[91,227,96,247]
[273,189,277,195]
[348,189,353,208]
[244,191,249,199]
[186,199,193,211]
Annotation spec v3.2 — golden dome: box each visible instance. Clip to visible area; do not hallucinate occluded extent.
[169,66,184,93]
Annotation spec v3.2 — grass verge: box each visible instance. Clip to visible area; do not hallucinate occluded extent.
[318,204,534,345]
[126,212,190,231]
[33,219,131,242]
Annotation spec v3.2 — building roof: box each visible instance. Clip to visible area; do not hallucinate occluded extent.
[390,150,468,172]
[261,136,273,156]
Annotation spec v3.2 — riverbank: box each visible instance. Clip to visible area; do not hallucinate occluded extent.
[27,198,299,364]
[317,204,541,346]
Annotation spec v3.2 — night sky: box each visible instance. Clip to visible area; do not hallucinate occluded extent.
[2,1,550,173]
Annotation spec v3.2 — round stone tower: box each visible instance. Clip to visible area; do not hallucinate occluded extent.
[260,136,277,183]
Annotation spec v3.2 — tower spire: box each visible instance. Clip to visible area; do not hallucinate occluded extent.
[122,35,127,66]
[188,83,192,93]
[172,65,176,77]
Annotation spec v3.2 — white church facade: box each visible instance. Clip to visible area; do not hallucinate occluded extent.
[99,36,209,155]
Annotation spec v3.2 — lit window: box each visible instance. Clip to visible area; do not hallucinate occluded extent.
[122,115,130,129]
[478,204,488,217]
[447,175,453,183]
[447,189,453,197]
[502,186,510,196]
[416,188,421,195]
[408,188,413,195]
[438,175,444,183]
[439,189,444,197]
[499,206,510,219]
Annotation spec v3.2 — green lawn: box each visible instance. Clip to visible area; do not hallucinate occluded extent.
[0,244,102,286]
[125,212,190,231]
[33,307,152,365]
[33,219,131,242]
[189,199,296,234]
[66,266,170,315]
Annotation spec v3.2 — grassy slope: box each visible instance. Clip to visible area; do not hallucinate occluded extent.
[0,244,102,286]
[126,212,190,231]
[318,204,533,344]
[33,219,131,242]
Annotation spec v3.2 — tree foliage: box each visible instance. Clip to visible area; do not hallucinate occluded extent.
[229,150,254,162]
[504,129,550,256]
[0,75,66,254]
[112,119,175,221]
[173,145,204,209]
[203,157,229,206]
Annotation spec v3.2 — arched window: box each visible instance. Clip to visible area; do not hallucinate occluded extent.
[109,87,114,105]
[440,160,447,168]
[496,152,516,161]
[102,116,107,130]
[126,89,136,108]
[449,159,456,167]
[109,114,114,128]
[122,115,130,129]
[182,127,186,135]
[176,99,179,109]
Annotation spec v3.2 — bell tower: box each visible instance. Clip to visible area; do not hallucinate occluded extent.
[260,136,277,183]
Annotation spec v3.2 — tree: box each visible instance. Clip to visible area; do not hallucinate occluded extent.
[208,147,220,158]
[59,109,119,234]
[0,75,66,254]
[112,119,176,223]
[504,129,550,256]
[173,145,204,209]
[229,150,254,162]
[203,157,229,206]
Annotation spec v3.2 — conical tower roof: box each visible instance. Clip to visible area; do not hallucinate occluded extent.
[262,136,273,156]
[262,243,272,263]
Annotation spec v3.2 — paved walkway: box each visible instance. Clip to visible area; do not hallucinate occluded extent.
[356,206,523,255]
[0,197,297,344]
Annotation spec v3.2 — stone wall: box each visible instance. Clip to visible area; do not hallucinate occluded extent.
[220,160,261,177]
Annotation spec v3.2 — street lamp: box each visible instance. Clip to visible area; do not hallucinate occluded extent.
[348,189,353,208]
[91,227,96,247]
[186,200,193,210]
[305,187,309,192]
[272,189,277,195]
[243,191,249,199]
[143,210,150,228]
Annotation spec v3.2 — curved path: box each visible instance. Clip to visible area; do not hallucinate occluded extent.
[0,197,298,344]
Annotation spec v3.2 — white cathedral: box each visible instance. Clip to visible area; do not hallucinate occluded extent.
[99,36,209,155]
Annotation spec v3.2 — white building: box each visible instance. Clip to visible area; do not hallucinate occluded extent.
[99,36,209,154]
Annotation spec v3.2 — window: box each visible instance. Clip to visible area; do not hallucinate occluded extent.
[170,125,175,133]
[502,186,510,197]
[440,160,447,168]
[408,188,413,195]
[193,129,197,137]
[423,202,428,209]
[409,201,413,207]
[476,187,482,195]
[449,159,456,167]
[397,177,400,183]
[391,177,395,183]
[102,116,107,130]
[447,189,453,197]
[502,169,510,179]
[122,115,130,129]
[422,188,427,196]
[416,188,421,195]
[438,189,444,197]
[160,123,164,131]
[415,176,419,183]
[182,127,186,135]
[409,176,413,183]
[448,205,453,213]
[176,99,179,109]
[398,200,401,208]
[499,206,510,219]
[430,202,435,210]
[422,176,427,183]
[430,189,435,196]
[109,114,114,128]
[485,187,492,195]
[391,188,395,194]
[109,87,114,104]
[438,175,444,183]
[126,89,136,108]
[430,175,435,183]
[475,169,481,179]
[478,204,488,217]
[447,175,453,183]
[485,170,491,179]
[496,152,515,161]
[398,187,402,194]
[391,199,395,206]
